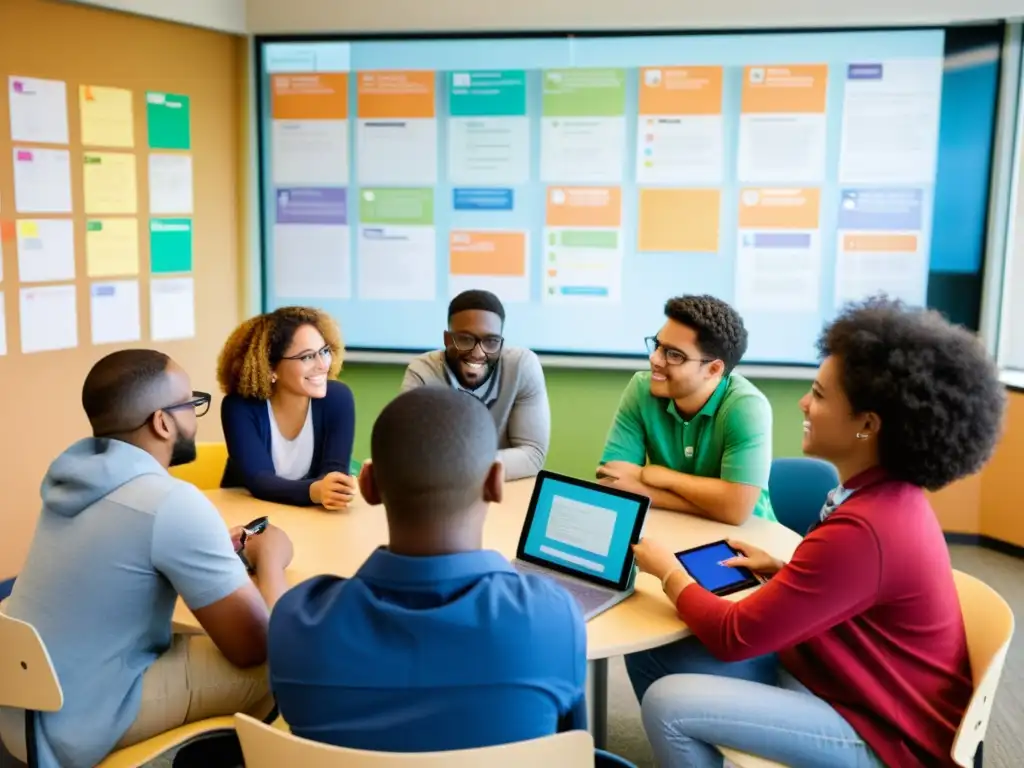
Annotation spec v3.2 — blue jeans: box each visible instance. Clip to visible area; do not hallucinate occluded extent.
[625,638,885,768]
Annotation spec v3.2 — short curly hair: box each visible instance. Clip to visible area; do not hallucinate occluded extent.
[819,296,1005,491]
[217,306,344,399]
[664,295,748,373]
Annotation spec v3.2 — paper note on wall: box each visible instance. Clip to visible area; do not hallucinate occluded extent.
[86,219,139,277]
[20,284,77,354]
[150,219,193,273]
[17,218,75,283]
[146,92,191,150]
[149,154,193,214]
[90,280,141,345]
[9,76,69,145]
[80,85,135,148]
[84,152,138,214]
[13,148,73,214]
[150,277,195,340]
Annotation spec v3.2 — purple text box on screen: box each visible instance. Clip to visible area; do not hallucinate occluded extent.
[742,233,812,248]
[276,187,348,225]
[837,189,923,231]
[847,63,884,80]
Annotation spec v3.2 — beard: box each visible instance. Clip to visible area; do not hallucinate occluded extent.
[169,433,197,467]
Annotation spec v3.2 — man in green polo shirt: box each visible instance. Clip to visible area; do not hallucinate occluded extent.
[598,295,775,524]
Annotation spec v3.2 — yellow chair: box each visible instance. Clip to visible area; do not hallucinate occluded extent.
[717,569,1015,768]
[168,441,228,490]
[233,712,595,768]
[0,611,234,767]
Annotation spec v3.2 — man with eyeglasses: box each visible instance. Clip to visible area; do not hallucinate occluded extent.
[597,295,776,525]
[0,349,292,768]
[401,289,550,480]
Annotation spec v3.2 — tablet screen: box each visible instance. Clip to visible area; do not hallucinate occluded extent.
[676,542,752,592]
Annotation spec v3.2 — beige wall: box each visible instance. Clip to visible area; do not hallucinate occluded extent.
[246,0,1022,34]
[0,0,244,578]
[64,0,247,33]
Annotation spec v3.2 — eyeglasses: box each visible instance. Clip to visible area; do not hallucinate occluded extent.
[165,391,212,418]
[644,336,713,367]
[281,345,332,367]
[450,332,503,355]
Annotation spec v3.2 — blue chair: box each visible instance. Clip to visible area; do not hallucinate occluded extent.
[768,457,839,536]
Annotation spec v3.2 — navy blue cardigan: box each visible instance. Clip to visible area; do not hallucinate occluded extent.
[220,380,356,506]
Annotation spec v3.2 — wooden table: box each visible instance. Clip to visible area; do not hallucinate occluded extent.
[176,479,801,748]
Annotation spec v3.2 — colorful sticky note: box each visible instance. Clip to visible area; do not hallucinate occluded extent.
[150,218,193,273]
[146,92,191,150]
[86,218,139,277]
[80,85,134,148]
[83,152,137,214]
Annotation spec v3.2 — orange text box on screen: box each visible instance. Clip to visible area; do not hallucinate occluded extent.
[450,231,527,276]
[738,188,821,229]
[842,234,919,252]
[741,65,828,113]
[545,187,622,228]
[357,71,436,118]
[638,188,720,252]
[271,73,349,120]
[638,66,723,115]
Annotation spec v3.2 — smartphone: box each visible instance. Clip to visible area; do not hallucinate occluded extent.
[237,516,269,574]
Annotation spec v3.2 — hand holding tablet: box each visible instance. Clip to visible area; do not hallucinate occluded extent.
[674,540,764,596]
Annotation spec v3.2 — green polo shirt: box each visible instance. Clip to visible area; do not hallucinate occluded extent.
[601,372,775,521]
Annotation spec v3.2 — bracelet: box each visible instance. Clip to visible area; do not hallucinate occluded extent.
[661,568,684,591]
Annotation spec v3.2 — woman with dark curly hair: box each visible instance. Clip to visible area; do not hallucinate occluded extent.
[624,297,1006,768]
[217,306,356,509]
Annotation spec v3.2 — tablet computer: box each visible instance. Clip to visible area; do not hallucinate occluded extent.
[675,540,761,596]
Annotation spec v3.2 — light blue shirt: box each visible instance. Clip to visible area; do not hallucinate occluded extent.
[268,548,588,752]
[0,438,248,768]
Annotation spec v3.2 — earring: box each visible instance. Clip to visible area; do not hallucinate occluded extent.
[271,375,277,384]
[856,432,869,440]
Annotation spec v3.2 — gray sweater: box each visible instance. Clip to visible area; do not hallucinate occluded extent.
[400,347,550,480]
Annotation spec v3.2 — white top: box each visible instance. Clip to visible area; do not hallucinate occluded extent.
[267,400,314,481]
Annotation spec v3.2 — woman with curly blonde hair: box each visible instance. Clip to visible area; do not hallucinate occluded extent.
[217,306,356,509]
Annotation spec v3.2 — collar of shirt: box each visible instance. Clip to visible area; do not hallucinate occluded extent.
[665,375,730,424]
[818,465,890,524]
[355,547,514,590]
[444,356,502,406]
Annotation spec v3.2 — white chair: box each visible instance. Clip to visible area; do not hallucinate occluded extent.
[0,611,235,767]
[234,712,596,767]
[718,569,1015,768]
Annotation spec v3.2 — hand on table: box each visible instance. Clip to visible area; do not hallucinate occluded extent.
[311,471,357,510]
[721,539,785,576]
[241,524,294,572]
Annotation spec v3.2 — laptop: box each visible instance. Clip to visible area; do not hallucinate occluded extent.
[513,470,651,621]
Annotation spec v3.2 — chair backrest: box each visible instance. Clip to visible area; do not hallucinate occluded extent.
[233,714,595,768]
[767,457,839,535]
[0,612,63,712]
[950,570,1015,767]
[168,441,229,490]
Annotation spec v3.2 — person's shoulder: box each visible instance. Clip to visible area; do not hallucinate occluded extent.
[323,379,355,406]
[272,574,349,626]
[492,571,585,629]
[152,477,222,519]
[221,391,264,416]
[720,374,771,419]
[724,373,771,403]
[405,350,446,380]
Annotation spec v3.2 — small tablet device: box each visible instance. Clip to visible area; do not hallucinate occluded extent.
[675,540,761,596]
